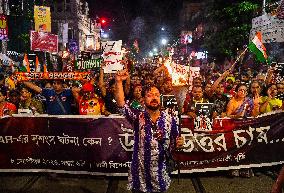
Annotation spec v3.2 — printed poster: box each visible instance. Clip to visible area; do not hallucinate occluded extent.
[102,40,124,73]
[0,14,8,40]
[34,6,51,32]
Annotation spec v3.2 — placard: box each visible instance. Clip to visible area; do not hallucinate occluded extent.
[30,31,58,53]
[34,6,51,32]
[102,40,123,73]
[250,13,284,43]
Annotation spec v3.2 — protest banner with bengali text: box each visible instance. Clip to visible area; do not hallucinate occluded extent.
[75,58,102,70]
[250,13,284,43]
[30,31,58,53]
[175,112,284,173]
[102,40,124,73]
[15,72,91,81]
[0,111,283,175]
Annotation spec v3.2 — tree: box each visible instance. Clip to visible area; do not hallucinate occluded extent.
[8,0,34,52]
[202,0,261,60]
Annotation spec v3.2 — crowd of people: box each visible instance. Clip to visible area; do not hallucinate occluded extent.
[0,56,284,192]
[0,58,283,118]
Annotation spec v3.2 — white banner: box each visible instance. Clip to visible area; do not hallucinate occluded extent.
[250,14,284,43]
[102,40,124,73]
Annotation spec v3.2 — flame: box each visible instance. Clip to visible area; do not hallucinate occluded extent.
[164,58,173,75]
[164,58,189,86]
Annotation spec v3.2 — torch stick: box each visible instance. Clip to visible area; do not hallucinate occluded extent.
[228,47,248,72]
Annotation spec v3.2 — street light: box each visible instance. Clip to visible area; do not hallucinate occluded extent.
[161,27,165,31]
[153,48,158,52]
[102,33,109,39]
[161,38,167,45]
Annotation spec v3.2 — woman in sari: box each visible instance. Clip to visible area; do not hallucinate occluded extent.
[226,84,259,118]
[225,84,260,177]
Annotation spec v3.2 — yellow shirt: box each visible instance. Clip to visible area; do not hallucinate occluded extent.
[260,96,282,113]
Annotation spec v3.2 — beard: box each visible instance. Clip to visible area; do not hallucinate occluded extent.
[145,99,160,111]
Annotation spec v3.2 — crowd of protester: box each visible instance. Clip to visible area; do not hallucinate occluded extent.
[0,57,283,118]
[0,57,284,189]
[0,57,284,118]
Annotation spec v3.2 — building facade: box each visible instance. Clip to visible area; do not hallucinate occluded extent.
[50,0,101,53]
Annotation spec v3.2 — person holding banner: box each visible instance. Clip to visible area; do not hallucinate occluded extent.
[115,69,184,193]
[99,62,130,114]
[18,86,44,114]
[183,85,210,118]
[23,80,75,115]
[226,83,258,177]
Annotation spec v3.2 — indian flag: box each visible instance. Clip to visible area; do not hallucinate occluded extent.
[20,54,30,72]
[248,32,268,63]
[35,56,41,72]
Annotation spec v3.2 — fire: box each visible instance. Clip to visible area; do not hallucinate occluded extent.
[164,58,173,75]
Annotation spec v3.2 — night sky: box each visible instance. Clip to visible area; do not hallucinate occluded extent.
[86,0,183,52]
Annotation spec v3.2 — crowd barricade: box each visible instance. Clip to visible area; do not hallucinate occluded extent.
[0,111,283,176]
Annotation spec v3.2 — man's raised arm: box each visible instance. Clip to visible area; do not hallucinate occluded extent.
[23,81,42,93]
[115,69,129,107]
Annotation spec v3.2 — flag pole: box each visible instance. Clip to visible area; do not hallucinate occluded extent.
[228,47,248,72]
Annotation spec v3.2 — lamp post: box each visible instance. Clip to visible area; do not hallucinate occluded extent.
[161,38,168,56]
[161,39,167,45]
[153,48,158,55]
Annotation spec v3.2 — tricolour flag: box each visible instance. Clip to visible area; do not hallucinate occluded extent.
[277,0,284,19]
[35,56,41,72]
[43,63,48,73]
[22,54,30,72]
[248,32,268,63]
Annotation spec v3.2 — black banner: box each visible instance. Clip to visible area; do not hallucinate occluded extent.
[176,111,284,173]
[0,111,283,175]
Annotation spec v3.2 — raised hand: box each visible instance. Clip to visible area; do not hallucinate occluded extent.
[115,69,129,82]
[100,61,106,71]
[267,88,273,99]
[222,70,230,77]
[253,93,260,105]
